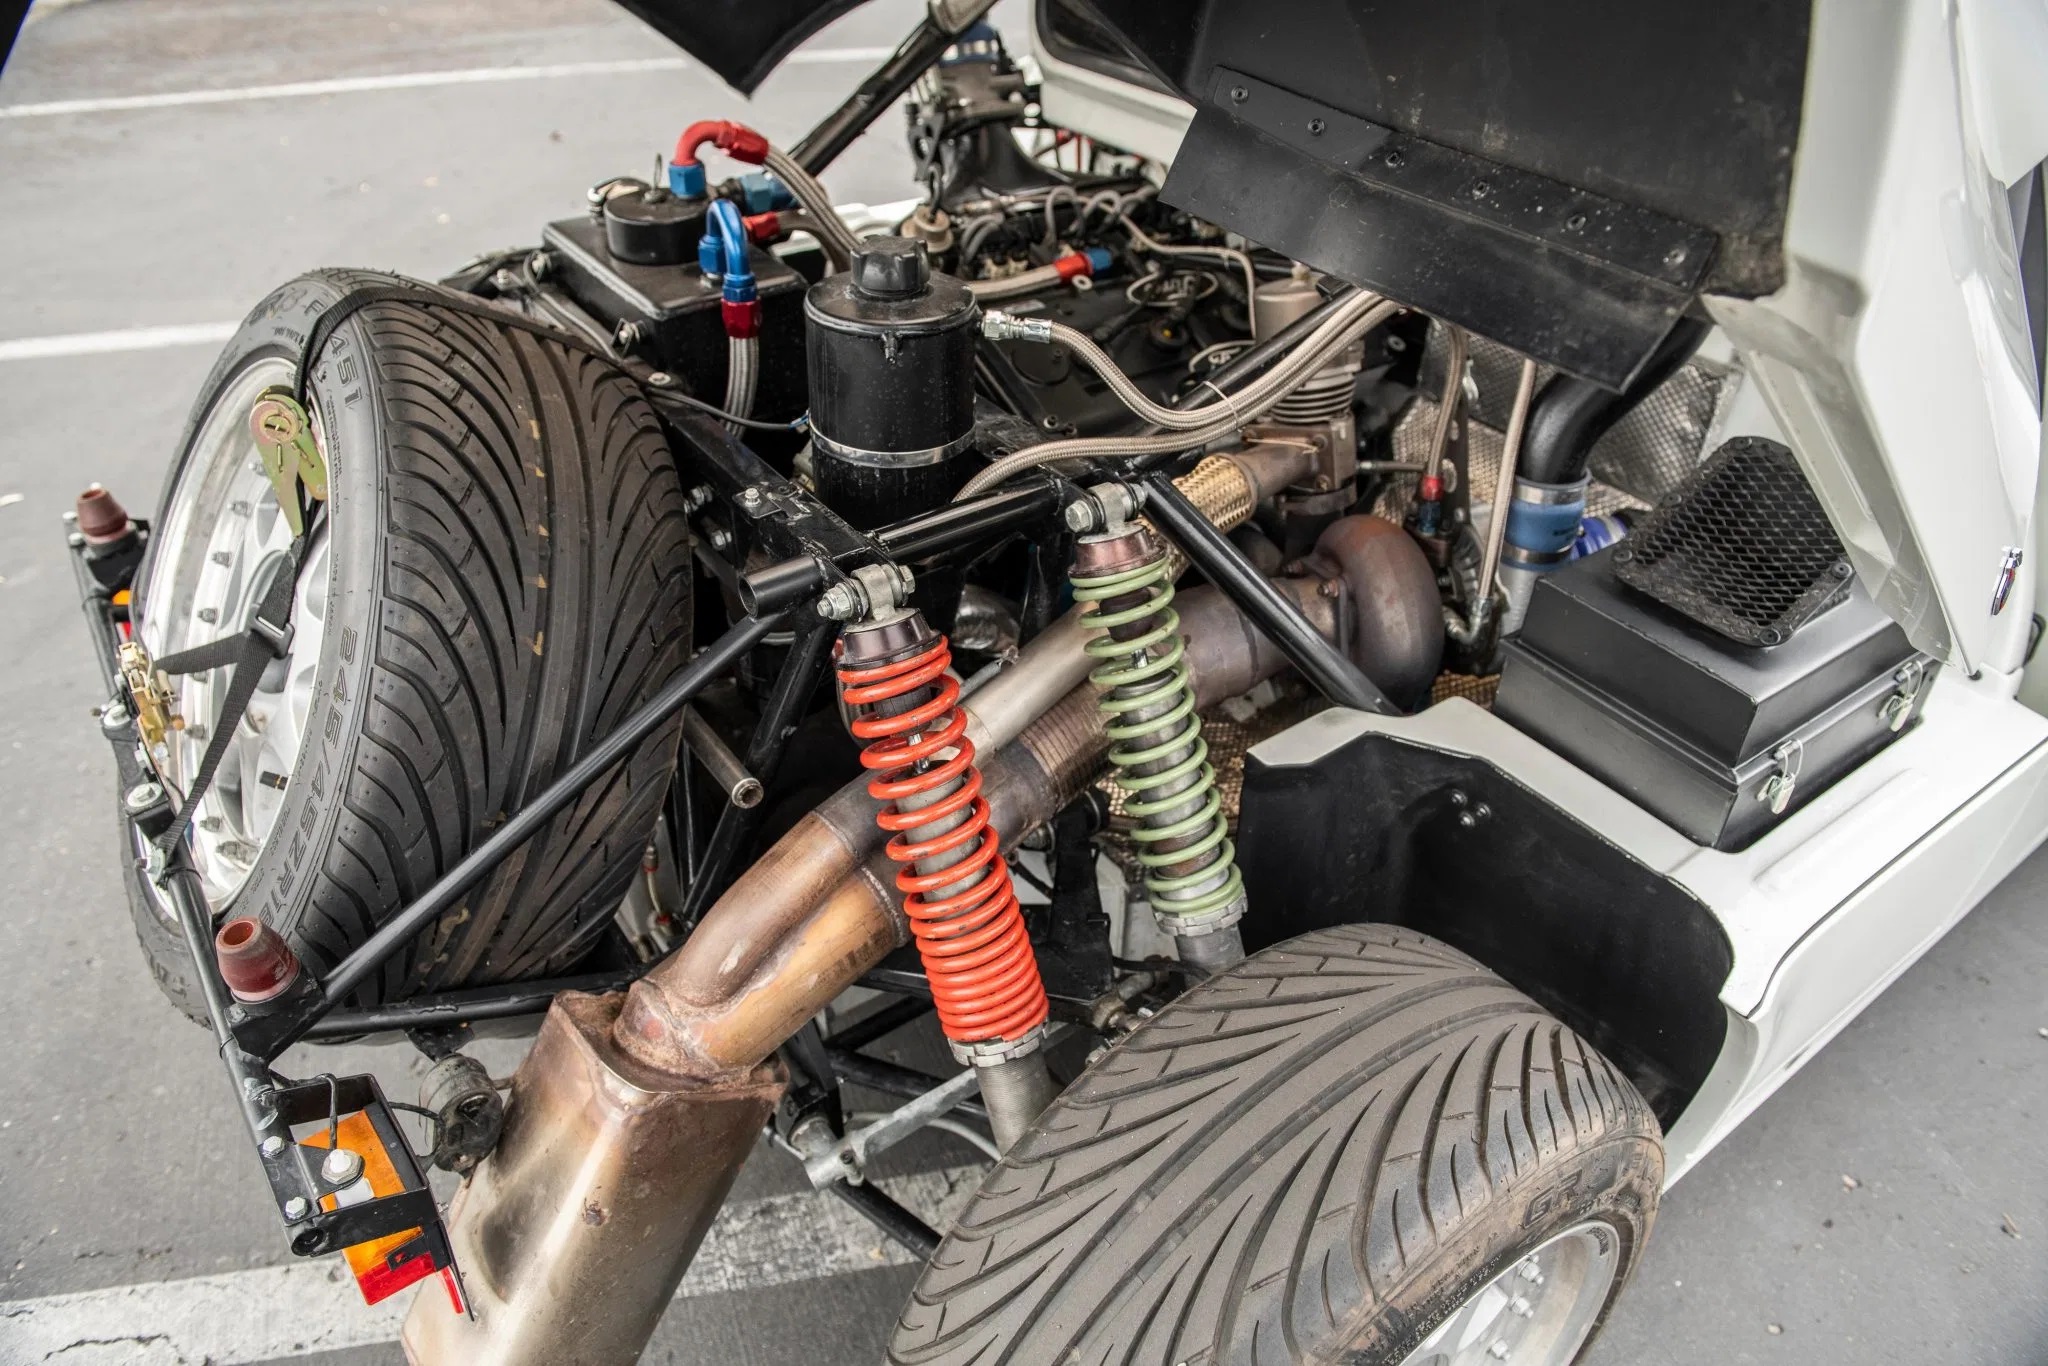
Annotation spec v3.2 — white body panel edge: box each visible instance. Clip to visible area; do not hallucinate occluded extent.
[1248,682,2048,1186]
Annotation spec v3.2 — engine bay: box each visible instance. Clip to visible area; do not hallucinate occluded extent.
[62,9,1961,1358]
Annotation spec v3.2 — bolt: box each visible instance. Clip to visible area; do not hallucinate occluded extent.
[788,1115,836,1157]
[1488,1343,1511,1360]
[614,320,643,350]
[1566,212,1588,231]
[738,487,764,509]
[321,1146,365,1187]
[229,500,252,517]
[226,1003,247,1025]
[67,531,86,549]
[1384,149,1404,168]
[1307,118,1326,136]
[1459,811,1477,829]
[61,509,78,524]
[1448,789,1468,808]
[839,1148,858,1166]
[706,525,732,551]
[123,782,163,814]
[1832,561,1854,579]
[647,370,675,387]
[1472,802,1491,822]
[1228,85,1249,104]
[1317,578,1342,599]
[527,250,552,280]
[1510,1295,1534,1318]
[260,1135,286,1158]
[196,607,219,624]
[683,484,713,512]
[211,550,233,566]
[1041,415,1065,431]
[816,581,864,622]
[99,703,130,732]
[1664,246,1688,268]
[283,1196,312,1222]
[1064,500,1098,534]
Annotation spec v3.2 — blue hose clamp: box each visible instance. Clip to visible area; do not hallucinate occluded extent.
[1502,476,1590,571]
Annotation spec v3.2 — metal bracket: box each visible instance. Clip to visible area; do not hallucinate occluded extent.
[802,1065,983,1188]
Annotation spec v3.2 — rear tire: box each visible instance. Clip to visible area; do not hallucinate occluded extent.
[890,924,1662,1365]
[127,269,692,1012]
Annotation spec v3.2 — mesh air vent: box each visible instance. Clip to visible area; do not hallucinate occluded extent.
[1612,436,1852,646]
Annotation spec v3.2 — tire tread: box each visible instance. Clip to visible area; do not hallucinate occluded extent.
[889,925,1660,1366]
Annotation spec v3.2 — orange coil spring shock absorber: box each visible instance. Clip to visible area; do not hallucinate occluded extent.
[837,615,1048,1052]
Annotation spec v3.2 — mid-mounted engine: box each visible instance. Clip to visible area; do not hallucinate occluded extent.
[59,5,1988,1365]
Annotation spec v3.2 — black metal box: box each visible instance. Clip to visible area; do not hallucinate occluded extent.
[541,215,808,422]
[1494,548,1935,850]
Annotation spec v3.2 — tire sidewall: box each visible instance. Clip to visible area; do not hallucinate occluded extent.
[133,270,392,954]
[1350,1133,1660,1363]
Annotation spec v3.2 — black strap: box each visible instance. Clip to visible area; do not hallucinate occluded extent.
[154,533,305,858]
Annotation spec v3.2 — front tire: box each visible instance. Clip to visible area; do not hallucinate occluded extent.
[890,924,1662,1365]
[127,269,692,1015]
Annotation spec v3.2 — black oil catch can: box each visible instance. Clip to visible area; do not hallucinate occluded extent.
[805,237,979,530]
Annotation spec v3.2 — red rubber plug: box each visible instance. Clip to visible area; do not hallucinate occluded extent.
[215,917,302,1003]
[75,484,135,545]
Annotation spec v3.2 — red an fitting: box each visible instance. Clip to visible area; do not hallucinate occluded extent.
[673,119,770,170]
[721,298,762,340]
[215,917,302,1003]
[1052,253,1092,282]
[742,211,783,245]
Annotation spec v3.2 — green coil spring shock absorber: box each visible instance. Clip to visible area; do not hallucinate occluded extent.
[1070,495,1248,975]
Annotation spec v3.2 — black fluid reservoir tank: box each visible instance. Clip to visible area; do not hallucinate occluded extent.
[805,237,979,529]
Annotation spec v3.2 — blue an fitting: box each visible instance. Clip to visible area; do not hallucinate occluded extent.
[1501,475,1590,573]
[1082,246,1115,277]
[735,172,796,214]
[697,232,724,281]
[1574,513,1628,559]
[706,199,756,305]
[668,161,707,199]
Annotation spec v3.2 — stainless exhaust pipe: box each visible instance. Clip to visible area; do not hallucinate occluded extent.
[406,512,1438,1365]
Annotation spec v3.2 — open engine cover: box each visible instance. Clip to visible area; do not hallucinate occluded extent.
[1067,0,1811,389]
[613,0,1810,388]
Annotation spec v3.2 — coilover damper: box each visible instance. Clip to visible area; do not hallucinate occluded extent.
[1071,497,1249,975]
[832,567,1056,1150]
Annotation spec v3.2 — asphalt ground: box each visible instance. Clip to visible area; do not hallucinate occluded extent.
[0,3,2043,1363]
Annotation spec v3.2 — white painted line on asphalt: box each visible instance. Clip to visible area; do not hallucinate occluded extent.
[783,46,898,64]
[0,1165,979,1364]
[0,322,240,362]
[0,47,897,119]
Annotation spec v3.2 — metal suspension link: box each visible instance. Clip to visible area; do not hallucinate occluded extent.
[1071,506,1248,975]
